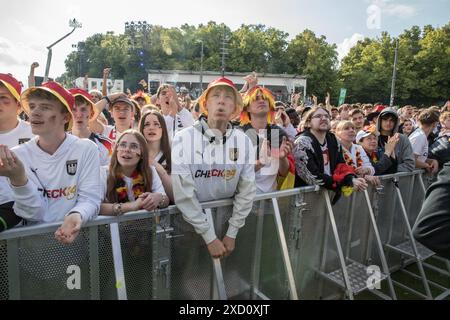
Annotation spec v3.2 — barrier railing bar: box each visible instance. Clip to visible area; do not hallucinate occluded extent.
[363,190,397,300]
[271,198,298,300]
[88,226,100,300]
[323,191,354,300]
[391,280,428,299]
[205,209,227,300]
[251,200,265,300]
[6,239,20,299]
[317,202,331,299]
[399,269,448,291]
[344,194,356,260]
[393,177,433,299]
[110,222,127,300]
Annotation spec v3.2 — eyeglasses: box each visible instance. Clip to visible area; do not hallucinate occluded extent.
[117,142,141,153]
[311,114,331,120]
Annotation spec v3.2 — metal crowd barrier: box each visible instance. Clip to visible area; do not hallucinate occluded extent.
[0,170,448,300]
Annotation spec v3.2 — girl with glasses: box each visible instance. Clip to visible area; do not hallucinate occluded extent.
[100,129,169,216]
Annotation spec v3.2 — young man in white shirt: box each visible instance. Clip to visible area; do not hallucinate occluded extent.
[239,86,294,194]
[89,93,135,142]
[157,84,194,140]
[69,88,113,166]
[409,109,440,173]
[171,77,256,259]
[0,73,34,231]
[0,81,102,244]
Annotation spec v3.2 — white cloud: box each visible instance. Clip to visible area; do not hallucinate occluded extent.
[0,36,47,87]
[337,33,365,61]
[371,0,417,19]
[384,4,416,18]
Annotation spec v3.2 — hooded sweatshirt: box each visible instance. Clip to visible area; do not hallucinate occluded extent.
[171,118,256,244]
[376,108,415,173]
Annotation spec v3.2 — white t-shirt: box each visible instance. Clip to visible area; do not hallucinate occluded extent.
[164,108,194,140]
[255,131,278,194]
[102,125,133,143]
[321,142,331,176]
[0,119,34,205]
[10,134,101,224]
[409,128,428,163]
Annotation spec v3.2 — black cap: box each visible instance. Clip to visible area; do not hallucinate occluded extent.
[110,97,135,110]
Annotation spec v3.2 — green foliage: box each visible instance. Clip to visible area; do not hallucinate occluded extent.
[62,22,449,105]
[340,23,450,106]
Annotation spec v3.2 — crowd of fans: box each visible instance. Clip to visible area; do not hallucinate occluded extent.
[0,68,449,259]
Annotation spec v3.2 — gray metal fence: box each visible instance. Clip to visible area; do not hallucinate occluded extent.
[0,170,448,300]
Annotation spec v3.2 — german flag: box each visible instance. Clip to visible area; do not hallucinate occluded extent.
[277,153,296,190]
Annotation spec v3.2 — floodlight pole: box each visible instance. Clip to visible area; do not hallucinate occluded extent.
[44,19,82,82]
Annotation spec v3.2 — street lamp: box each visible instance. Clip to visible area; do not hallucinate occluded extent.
[197,40,204,93]
[44,18,82,82]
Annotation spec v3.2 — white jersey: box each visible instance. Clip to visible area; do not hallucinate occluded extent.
[164,108,194,140]
[171,119,256,244]
[102,125,132,142]
[409,128,429,163]
[10,134,101,224]
[0,119,34,205]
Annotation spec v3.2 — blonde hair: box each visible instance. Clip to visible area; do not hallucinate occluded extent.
[335,120,355,134]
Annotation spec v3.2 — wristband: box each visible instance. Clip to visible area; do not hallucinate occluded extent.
[102,96,111,104]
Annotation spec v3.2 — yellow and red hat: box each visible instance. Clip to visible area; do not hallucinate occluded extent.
[198,77,243,119]
[240,86,276,125]
[0,73,22,101]
[69,88,95,106]
[132,90,150,105]
[21,81,75,130]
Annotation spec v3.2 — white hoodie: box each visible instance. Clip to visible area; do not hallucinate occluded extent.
[171,119,256,244]
[10,134,101,224]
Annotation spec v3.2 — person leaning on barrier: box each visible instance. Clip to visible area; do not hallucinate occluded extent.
[100,129,168,216]
[239,86,295,194]
[0,81,102,244]
[413,161,450,259]
[293,107,367,204]
[356,125,399,176]
[171,77,256,259]
[376,107,415,174]
[335,121,379,187]
[0,73,34,232]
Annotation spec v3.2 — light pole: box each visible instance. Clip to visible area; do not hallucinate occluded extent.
[196,40,204,93]
[44,18,82,82]
[389,38,399,107]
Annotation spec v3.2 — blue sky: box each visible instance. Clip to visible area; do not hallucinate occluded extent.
[0,0,448,86]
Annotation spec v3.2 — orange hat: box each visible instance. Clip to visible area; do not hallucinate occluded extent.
[21,81,75,130]
[198,77,243,119]
[69,88,95,106]
[0,73,22,101]
[240,86,276,125]
[132,90,150,105]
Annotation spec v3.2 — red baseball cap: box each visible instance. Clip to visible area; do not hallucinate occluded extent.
[198,77,243,119]
[374,105,385,113]
[69,88,95,107]
[21,81,75,130]
[0,73,22,101]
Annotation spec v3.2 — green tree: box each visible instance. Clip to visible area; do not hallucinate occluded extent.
[286,29,339,101]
